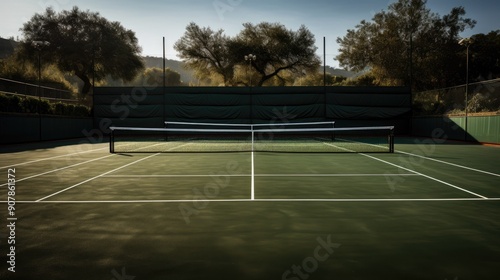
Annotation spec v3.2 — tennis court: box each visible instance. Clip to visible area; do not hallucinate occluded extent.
[1,131,499,279]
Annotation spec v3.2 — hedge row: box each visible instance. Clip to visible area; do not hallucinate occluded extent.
[0,93,91,117]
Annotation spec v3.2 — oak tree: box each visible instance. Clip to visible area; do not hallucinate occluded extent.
[19,7,144,96]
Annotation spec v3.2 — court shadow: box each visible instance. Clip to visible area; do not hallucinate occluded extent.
[0,138,107,154]
[412,116,482,144]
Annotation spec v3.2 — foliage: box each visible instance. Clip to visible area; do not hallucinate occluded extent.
[0,54,77,93]
[0,93,90,117]
[104,67,183,86]
[232,22,321,86]
[293,73,346,86]
[175,22,321,86]
[340,73,378,87]
[336,0,476,90]
[17,6,144,95]
[412,79,500,115]
[133,67,182,86]
[469,31,500,80]
[174,23,234,86]
[0,94,22,112]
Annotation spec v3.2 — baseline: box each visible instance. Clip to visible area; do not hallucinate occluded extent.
[103,173,418,178]
[255,173,418,177]
[4,197,500,204]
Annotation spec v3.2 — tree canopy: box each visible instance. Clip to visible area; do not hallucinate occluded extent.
[175,22,321,86]
[105,67,182,87]
[174,23,233,86]
[469,31,500,80]
[18,6,144,96]
[336,0,476,90]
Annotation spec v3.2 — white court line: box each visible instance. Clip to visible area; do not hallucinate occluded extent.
[0,146,108,169]
[333,137,388,151]
[397,150,500,177]
[320,140,356,153]
[114,139,171,151]
[104,174,250,178]
[0,154,115,187]
[251,150,255,200]
[103,173,418,178]
[254,174,418,177]
[35,153,161,202]
[251,129,255,200]
[4,197,500,204]
[258,198,500,202]
[321,141,489,199]
[361,153,489,199]
[0,137,172,171]
[35,142,194,202]
[0,138,184,187]
[334,137,500,178]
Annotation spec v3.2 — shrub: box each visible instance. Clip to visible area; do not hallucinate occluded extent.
[53,102,66,115]
[0,93,90,116]
[20,97,39,114]
[38,99,53,114]
[0,94,23,113]
[0,94,10,112]
[74,105,91,117]
[9,95,22,112]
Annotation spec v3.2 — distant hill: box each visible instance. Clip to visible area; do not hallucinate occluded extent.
[323,65,356,78]
[0,37,18,59]
[142,56,197,85]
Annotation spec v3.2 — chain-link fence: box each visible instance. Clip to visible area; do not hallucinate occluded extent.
[0,77,76,101]
[0,78,91,116]
[413,78,500,116]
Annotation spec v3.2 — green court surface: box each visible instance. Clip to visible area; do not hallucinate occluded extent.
[0,138,499,279]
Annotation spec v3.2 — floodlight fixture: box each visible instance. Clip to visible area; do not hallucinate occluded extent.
[32,41,50,49]
[245,54,256,61]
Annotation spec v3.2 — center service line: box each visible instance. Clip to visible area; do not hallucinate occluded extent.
[251,150,255,200]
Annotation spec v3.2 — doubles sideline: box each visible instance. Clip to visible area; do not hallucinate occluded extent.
[35,142,193,201]
[321,141,490,199]
[0,146,108,170]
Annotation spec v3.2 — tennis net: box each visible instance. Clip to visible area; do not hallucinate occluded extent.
[109,124,394,153]
[164,121,336,130]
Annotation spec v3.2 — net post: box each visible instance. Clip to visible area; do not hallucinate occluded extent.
[389,127,395,153]
[109,127,115,153]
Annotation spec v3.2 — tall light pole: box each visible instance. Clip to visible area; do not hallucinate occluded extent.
[32,40,50,141]
[244,54,257,87]
[458,37,473,141]
[245,54,257,123]
[32,41,50,101]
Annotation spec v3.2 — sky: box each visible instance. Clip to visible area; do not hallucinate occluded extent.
[1,0,499,67]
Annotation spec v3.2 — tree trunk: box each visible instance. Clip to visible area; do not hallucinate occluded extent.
[75,72,92,96]
[256,62,299,86]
